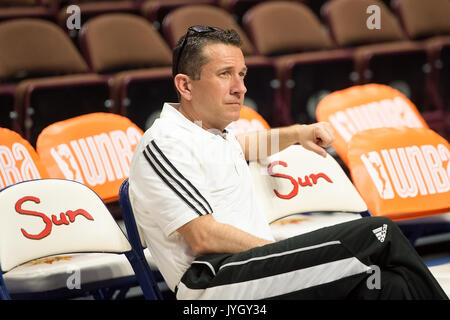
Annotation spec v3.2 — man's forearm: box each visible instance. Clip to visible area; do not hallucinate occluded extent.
[236,122,335,160]
[204,219,273,254]
[178,214,273,255]
[236,125,300,161]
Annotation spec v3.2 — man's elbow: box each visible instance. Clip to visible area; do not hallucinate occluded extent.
[190,241,211,255]
[177,215,218,255]
[181,227,214,255]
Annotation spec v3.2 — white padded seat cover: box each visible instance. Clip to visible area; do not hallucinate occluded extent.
[269,212,362,241]
[4,249,157,294]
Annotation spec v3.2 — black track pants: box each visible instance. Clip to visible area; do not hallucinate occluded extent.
[177,216,448,300]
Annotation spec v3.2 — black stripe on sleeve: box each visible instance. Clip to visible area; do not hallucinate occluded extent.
[151,140,213,213]
[142,149,204,217]
[145,144,210,215]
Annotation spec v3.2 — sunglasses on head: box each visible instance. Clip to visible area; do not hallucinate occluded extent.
[174,25,222,76]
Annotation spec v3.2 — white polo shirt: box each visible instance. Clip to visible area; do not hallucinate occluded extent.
[129,103,274,291]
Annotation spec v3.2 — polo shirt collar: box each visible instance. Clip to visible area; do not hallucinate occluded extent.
[161,102,231,139]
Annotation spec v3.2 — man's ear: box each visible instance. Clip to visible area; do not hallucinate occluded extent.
[174,74,192,101]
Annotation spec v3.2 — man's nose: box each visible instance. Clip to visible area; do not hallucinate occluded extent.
[231,75,247,95]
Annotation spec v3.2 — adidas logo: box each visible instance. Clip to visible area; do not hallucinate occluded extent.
[372,224,388,242]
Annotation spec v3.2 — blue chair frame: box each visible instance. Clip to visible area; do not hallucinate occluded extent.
[0,272,11,300]
[119,179,163,300]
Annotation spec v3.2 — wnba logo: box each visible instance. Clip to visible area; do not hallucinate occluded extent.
[48,127,142,187]
[361,144,450,199]
[0,144,42,188]
[328,97,424,143]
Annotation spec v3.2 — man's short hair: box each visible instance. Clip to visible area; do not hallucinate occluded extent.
[172,27,242,80]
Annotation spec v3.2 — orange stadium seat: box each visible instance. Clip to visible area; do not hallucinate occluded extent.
[0,18,110,147]
[36,112,143,218]
[79,13,177,131]
[0,178,138,299]
[347,127,450,221]
[317,84,450,243]
[228,105,271,135]
[0,128,49,189]
[316,84,429,165]
[162,4,281,126]
[243,1,355,126]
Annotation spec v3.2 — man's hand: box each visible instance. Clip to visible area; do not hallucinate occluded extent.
[296,122,335,158]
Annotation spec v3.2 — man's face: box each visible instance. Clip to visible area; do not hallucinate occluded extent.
[189,43,247,131]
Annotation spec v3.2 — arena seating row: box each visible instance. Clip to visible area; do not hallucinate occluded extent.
[0,0,449,148]
[1,84,449,299]
[0,0,395,26]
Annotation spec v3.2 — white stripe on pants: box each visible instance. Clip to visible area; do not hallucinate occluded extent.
[177,257,371,300]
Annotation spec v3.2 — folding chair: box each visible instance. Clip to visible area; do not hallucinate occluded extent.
[118,178,164,300]
[0,178,138,300]
[249,144,370,241]
[0,128,49,189]
[36,112,143,218]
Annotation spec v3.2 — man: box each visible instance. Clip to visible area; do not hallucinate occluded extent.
[128,27,447,299]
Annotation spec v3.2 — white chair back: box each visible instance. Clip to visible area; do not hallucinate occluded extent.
[249,145,368,223]
[0,179,131,272]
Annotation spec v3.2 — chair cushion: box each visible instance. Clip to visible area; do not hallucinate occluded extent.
[4,253,133,293]
[269,212,362,241]
[4,249,157,294]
